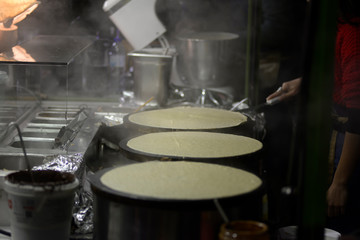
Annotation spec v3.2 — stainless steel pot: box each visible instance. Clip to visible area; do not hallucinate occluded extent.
[175,32,240,88]
[128,48,175,107]
[89,165,264,240]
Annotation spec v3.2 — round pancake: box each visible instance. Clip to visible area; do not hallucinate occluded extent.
[127,106,247,130]
[126,131,262,158]
[101,161,262,200]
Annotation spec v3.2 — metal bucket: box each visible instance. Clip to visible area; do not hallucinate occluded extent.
[128,48,175,107]
[175,32,240,88]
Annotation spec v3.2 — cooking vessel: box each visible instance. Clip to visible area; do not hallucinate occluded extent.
[89,164,264,240]
[119,133,263,174]
[175,32,240,88]
[128,48,174,107]
[122,107,257,137]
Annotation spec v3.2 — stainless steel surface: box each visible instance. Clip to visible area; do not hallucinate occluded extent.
[10,139,55,149]
[30,118,72,124]
[128,48,174,106]
[0,102,37,133]
[0,101,115,156]
[0,153,48,170]
[92,196,209,240]
[26,123,66,129]
[37,112,78,118]
[175,32,240,88]
[0,100,129,236]
[0,117,16,122]
[21,129,60,138]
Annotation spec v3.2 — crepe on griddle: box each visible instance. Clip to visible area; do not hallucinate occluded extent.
[101,161,262,200]
[128,106,247,130]
[126,131,263,158]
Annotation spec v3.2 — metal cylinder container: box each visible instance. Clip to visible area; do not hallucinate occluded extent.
[175,32,240,88]
[128,48,174,107]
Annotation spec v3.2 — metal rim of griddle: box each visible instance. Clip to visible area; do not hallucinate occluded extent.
[89,163,264,211]
[122,111,256,136]
[118,133,263,174]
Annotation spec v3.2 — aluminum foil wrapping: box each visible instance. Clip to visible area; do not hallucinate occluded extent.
[32,153,93,235]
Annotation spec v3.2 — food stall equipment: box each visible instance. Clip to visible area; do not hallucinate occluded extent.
[175,32,240,89]
[0,0,338,239]
[0,0,266,239]
[102,0,166,50]
[102,0,249,107]
[127,48,175,106]
[0,34,122,237]
[89,161,264,240]
[172,31,243,106]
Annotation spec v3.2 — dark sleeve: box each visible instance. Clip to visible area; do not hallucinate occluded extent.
[346,108,360,134]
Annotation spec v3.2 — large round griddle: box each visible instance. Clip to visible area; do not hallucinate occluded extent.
[119,131,263,173]
[123,106,256,136]
[89,162,264,210]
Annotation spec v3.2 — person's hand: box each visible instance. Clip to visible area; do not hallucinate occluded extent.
[327,182,348,217]
[326,132,360,217]
[266,77,302,102]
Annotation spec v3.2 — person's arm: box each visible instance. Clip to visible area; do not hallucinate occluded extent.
[266,77,302,102]
[327,131,360,216]
[327,23,360,217]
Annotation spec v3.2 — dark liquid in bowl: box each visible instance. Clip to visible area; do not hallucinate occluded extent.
[6,170,75,186]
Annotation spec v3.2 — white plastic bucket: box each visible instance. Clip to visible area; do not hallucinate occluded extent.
[4,170,79,240]
[278,226,341,240]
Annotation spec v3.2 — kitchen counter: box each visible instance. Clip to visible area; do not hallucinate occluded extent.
[0,100,134,238]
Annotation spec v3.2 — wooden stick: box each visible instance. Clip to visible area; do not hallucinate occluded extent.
[133,96,154,113]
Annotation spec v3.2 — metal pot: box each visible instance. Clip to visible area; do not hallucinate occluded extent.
[89,164,264,240]
[128,48,175,107]
[175,32,240,88]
